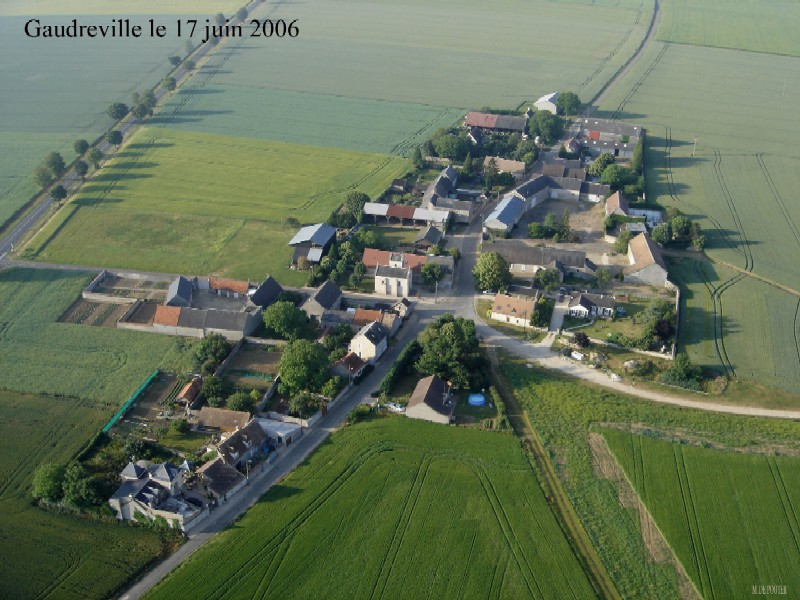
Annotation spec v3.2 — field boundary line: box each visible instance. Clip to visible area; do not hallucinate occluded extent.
[487,347,621,600]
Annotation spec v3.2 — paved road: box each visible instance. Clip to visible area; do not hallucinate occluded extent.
[119,305,438,600]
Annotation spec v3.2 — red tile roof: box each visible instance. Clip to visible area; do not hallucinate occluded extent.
[588,130,601,141]
[361,249,427,271]
[352,308,383,327]
[386,204,416,220]
[153,305,181,326]
[465,111,498,128]
[209,277,250,295]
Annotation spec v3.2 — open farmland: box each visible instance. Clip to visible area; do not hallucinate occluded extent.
[597,40,800,393]
[0,267,189,406]
[145,417,597,600]
[155,81,465,156]
[26,128,408,283]
[0,16,185,228]
[211,0,653,109]
[602,429,800,600]
[500,358,800,599]
[0,390,174,600]
[656,0,800,56]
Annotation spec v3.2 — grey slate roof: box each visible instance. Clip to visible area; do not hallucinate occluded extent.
[489,240,586,269]
[571,293,616,311]
[375,265,412,279]
[355,321,387,346]
[415,226,443,246]
[148,462,180,484]
[493,114,527,131]
[177,308,252,332]
[485,196,526,229]
[513,176,549,199]
[166,276,193,307]
[250,275,283,308]
[121,461,147,480]
[313,280,342,310]
[288,223,337,247]
[197,457,246,497]
[218,421,266,465]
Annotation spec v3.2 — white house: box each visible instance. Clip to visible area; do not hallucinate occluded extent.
[375,265,412,297]
[491,293,538,327]
[625,233,671,288]
[568,294,616,319]
[534,92,559,115]
[348,321,388,364]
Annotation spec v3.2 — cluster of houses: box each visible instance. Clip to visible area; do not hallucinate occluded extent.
[118,274,284,340]
[109,409,305,530]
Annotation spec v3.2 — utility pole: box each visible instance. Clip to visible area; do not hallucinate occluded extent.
[692,136,698,158]
[434,279,439,304]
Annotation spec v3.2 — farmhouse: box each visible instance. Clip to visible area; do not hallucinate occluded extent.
[534,92,559,114]
[332,351,368,380]
[363,202,451,229]
[422,165,458,204]
[605,191,629,217]
[196,457,246,501]
[362,249,427,273]
[109,461,204,531]
[405,375,454,425]
[166,276,192,307]
[288,223,337,265]
[302,280,343,320]
[568,294,616,319]
[429,197,473,223]
[209,277,250,298]
[349,321,388,363]
[487,239,593,279]
[391,297,413,320]
[248,275,283,309]
[484,195,527,233]
[625,232,671,287]
[197,407,251,432]
[149,303,262,341]
[574,118,643,159]
[414,226,443,251]
[375,265,413,297]
[464,111,527,133]
[217,420,267,469]
[491,293,538,327]
[484,156,526,180]
[352,307,400,337]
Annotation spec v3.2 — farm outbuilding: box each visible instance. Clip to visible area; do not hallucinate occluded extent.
[405,375,454,425]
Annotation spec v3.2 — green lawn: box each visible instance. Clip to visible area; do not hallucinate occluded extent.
[363,225,422,250]
[0,16,184,228]
[501,357,800,599]
[154,83,465,156]
[145,417,597,600]
[0,390,173,600]
[26,128,408,283]
[656,0,800,56]
[603,429,800,600]
[211,0,653,108]
[0,267,193,406]
[570,299,649,340]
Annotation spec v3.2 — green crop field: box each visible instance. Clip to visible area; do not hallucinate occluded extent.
[501,357,800,599]
[669,258,800,396]
[0,267,190,405]
[145,417,596,600]
[0,16,186,228]
[0,390,173,600]
[602,429,800,600]
[0,1,242,16]
[656,0,800,56]
[598,40,800,393]
[212,0,653,109]
[26,128,408,283]
[154,81,465,156]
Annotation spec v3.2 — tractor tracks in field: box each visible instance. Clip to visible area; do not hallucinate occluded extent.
[608,39,668,122]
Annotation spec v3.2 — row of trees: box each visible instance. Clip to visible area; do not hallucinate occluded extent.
[650,208,705,250]
[589,152,644,197]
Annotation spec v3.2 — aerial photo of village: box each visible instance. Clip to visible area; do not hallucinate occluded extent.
[1,0,799,598]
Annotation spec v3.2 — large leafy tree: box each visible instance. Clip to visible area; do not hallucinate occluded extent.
[528,110,564,145]
[227,391,255,413]
[421,263,444,286]
[32,464,66,502]
[106,130,123,146]
[556,91,581,115]
[472,252,511,292]
[73,139,89,156]
[33,165,54,189]
[263,301,307,340]
[416,315,484,389]
[107,102,129,121]
[44,151,66,176]
[588,153,614,177]
[534,268,561,292]
[279,340,329,396]
[62,463,99,507]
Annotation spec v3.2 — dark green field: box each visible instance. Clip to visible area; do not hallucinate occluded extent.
[146,417,597,600]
